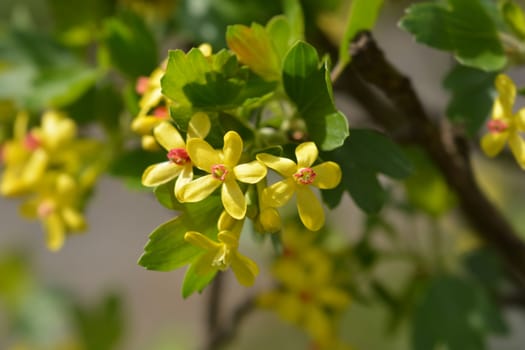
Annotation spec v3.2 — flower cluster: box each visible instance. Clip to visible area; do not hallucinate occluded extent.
[257,221,352,349]
[481,74,525,169]
[141,112,342,286]
[0,111,104,251]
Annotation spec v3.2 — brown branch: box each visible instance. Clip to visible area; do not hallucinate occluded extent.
[337,31,525,289]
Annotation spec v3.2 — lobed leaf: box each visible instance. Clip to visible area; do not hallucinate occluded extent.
[282,41,349,151]
[399,0,506,71]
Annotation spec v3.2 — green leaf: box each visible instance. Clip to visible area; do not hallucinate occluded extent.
[339,0,384,65]
[181,260,217,298]
[226,23,281,81]
[443,65,496,136]
[412,275,507,350]
[74,293,124,350]
[404,148,456,217]
[103,11,158,78]
[322,129,412,212]
[138,196,223,271]
[109,148,166,189]
[282,0,304,42]
[282,41,349,150]
[501,0,525,39]
[153,182,184,211]
[162,49,275,110]
[399,0,506,71]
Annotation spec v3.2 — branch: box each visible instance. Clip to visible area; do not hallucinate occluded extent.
[204,274,256,350]
[337,31,525,289]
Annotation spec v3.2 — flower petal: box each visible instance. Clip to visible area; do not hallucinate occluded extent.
[180,175,221,202]
[223,131,243,167]
[187,112,211,139]
[303,305,332,342]
[184,231,220,250]
[516,109,525,131]
[44,213,65,252]
[22,149,48,186]
[142,161,181,187]
[263,178,296,207]
[186,138,222,172]
[231,252,259,286]
[192,251,219,276]
[317,287,351,309]
[295,142,318,167]
[494,74,515,117]
[509,133,525,169]
[296,187,324,231]
[153,122,185,150]
[234,160,267,183]
[174,165,193,200]
[312,161,342,189]
[61,207,86,231]
[256,153,296,177]
[132,115,161,134]
[481,132,508,157]
[222,179,246,219]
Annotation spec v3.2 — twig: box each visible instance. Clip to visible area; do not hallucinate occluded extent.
[338,31,525,290]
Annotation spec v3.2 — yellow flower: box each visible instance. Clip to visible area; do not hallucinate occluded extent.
[481,74,525,169]
[141,112,210,200]
[20,173,86,251]
[132,62,170,151]
[258,250,350,342]
[1,110,76,196]
[184,211,259,286]
[180,131,267,219]
[257,142,342,231]
[254,181,281,233]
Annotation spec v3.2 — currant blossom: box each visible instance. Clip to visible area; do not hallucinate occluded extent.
[180,131,267,220]
[20,173,86,251]
[256,142,341,231]
[1,111,76,196]
[481,74,525,169]
[184,211,259,286]
[141,112,210,200]
[258,249,350,343]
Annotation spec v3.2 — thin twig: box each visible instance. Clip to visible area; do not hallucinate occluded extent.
[341,31,525,290]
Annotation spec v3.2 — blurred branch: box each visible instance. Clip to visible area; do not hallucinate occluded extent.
[329,31,525,290]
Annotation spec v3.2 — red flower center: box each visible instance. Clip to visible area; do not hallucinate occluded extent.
[293,167,316,185]
[299,290,313,304]
[24,133,40,150]
[153,106,168,119]
[37,200,55,218]
[211,164,228,181]
[167,148,190,165]
[135,76,149,95]
[487,119,509,134]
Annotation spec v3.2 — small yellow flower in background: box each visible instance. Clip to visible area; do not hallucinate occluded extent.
[184,211,259,286]
[253,181,281,233]
[20,173,86,251]
[258,248,350,342]
[132,61,170,151]
[257,142,342,231]
[180,130,267,220]
[481,74,525,169]
[142,112,211,199]
[1,110,76,196]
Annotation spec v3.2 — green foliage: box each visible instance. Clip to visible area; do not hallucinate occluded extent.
[501,0,525,40]
[74,293,124,350]
[404,149,456,217]
[138,196,223,272]
[412,275,507,350]
[102,11,158,79]
[339,0,384,66]
[182,260,217,298]
[443,64,497,136]
[323,129,412,213]
[0,28,100,110]
[109,148,166,189]
[282,41,349,151]
[400,0,506,71]
[162,48,275,110]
